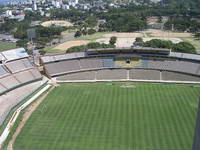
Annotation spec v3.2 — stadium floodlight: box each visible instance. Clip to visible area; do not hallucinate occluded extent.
[27,28,36,43]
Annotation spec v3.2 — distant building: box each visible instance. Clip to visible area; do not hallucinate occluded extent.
[24,7,33,11]
[0,34,18,42]
[45,13,51,17]
[40,10,45,16]
[11,13,25,21]
[33,3,37,11]
[31,21,42,26]
[62,4,70,10]
[55,1,61,8]
[69,0,78,7]
[5,10,12,17]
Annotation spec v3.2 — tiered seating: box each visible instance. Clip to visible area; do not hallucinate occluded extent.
[0,48,43,126]
[45,60,80,76]
[57,71,96,81]
[41,52,200,81]
[162,71,200,82]
[146,59,200,75]
[102,58,114,68]
[115,58,142,68]
[0,76,19,89]
[141,59,149,68]
[176,61,199,75]
[80,58,103,70]
[0,80,44,125]
[129,69,160,80]
[96,69,127,80]
[0,84,7,93]
[14,69,37,83]
[5,58,33,73]
[29,69,42,79]
[0,68,41,95]
[147,59,165,70]
[0,65,9,77]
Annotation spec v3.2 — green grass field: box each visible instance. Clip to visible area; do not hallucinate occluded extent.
[14,82,200,150]
[0,42,16,51]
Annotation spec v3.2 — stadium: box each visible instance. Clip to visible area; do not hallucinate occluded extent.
[0,47,200,150]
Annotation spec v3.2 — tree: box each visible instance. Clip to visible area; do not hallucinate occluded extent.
[66,42,115,53]
[82,29,87,35]
[194,32,200,40]
[39,49,46,55]
[172,42,196,53]
[144,39,173,49]
[74,30,82,38]
[16,39,28,48]
[87,29,96,35]
[109,36,117,45]
[135,37,143,43]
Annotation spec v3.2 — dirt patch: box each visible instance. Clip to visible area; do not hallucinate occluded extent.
[103,32,143,38]
[41,20,73,27]
[146,29,192,38]
[54,40,90,51]
[96,37,182,47]
[6,87,54,150]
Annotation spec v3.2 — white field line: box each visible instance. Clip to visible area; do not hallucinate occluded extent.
[57,79,200,84]
[0,84,52,148]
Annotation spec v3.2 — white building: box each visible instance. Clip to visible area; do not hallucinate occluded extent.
[5,10,12,17]
[33,3,37,11]
[62,4,70,10]
[55,1,61,8]
[68,0,78,7]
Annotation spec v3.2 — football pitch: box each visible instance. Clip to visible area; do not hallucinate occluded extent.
[14,82,200,150]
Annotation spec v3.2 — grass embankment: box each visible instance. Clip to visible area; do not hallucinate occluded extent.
[0,42,17,51]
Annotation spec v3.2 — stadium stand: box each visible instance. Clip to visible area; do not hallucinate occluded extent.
[96,69,127,80]
[0,53,6,61]
[0,48,44,127]
[129,69,161,80]
[57,71,96,81]
[0,80,45,125]
[44,60,80,76]
[41,48,200,82]
[0,48,42,95]
[0,65,9,77]
[0,75,20,90]
[29,69,43,79]
[0,84,6,93]
[102,58,114,68]
[41,52,85,63]
[80,58,103,70]
[13,69,40,83]
[115,58,142,67]
[1,48,29,62]
[162,71,200,82]
[5,58,33,73]
[169,52,200,61]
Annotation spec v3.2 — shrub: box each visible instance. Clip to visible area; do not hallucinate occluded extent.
[109,36,117,45]
[172,42,196,53]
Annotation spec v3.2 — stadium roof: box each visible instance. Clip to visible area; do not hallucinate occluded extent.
[0,53,6,61]
[169,52,200,61]
[0,48,29,62]
[86,47,170,55]
[41,52,86,63]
